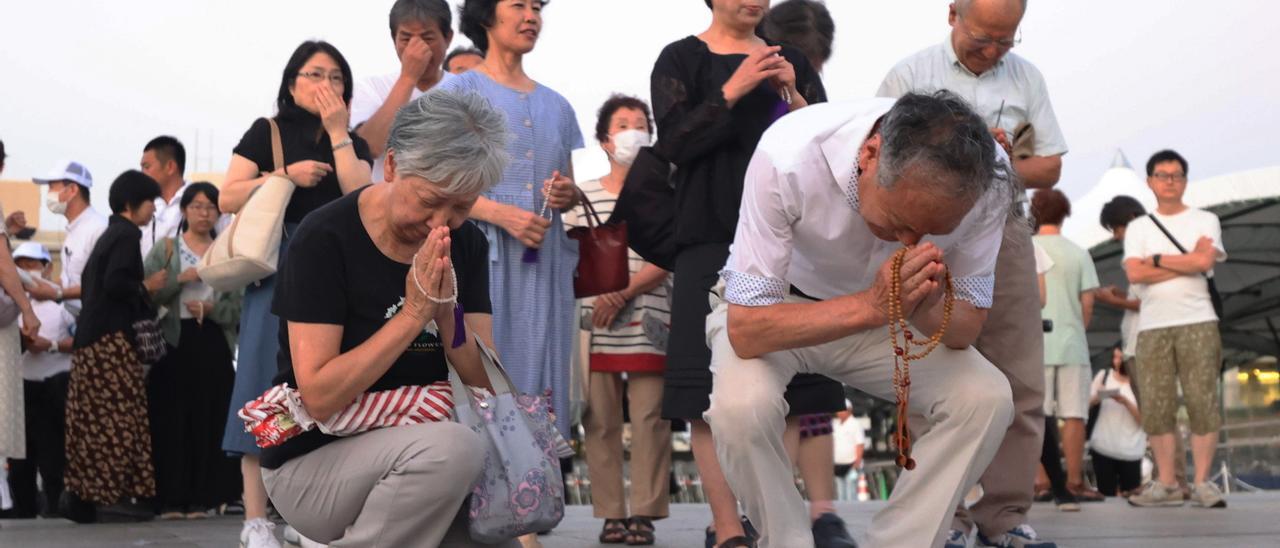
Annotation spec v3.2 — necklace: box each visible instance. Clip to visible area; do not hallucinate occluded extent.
[887,247,955,470]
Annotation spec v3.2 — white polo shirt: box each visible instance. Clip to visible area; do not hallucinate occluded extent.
[351,71,455,182]
[62,207,109,292]
[877,38,1068,158]
[722,98,1010,310]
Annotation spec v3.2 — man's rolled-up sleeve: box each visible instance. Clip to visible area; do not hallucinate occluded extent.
[722,151,800,307]
[945,183,1008,309]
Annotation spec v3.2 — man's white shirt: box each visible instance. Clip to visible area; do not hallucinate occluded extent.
[351,71,455,182]
[721,98,1010,310]
[877,37,1068,158]
[1123,208,1226,332]
[60,207,108,316]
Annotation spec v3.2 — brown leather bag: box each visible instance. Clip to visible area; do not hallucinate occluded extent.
[566,193,629,298]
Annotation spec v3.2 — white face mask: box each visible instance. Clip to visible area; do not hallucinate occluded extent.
[608,129,650,167]
[24,268,45,281]
[45,188,68,215]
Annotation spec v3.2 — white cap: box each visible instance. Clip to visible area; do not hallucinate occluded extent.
[12,241,51,263]
[32,160,93,188]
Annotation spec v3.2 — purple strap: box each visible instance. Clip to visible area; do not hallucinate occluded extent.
[522,247,540,263]
[451,303,466,349]
[769,96,790,124]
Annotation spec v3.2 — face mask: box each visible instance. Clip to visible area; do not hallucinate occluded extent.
[45,188,68,215]
[608,129,650,167]
[24,269,45,281]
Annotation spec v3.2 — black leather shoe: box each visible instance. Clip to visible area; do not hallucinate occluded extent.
[812,513,858,548]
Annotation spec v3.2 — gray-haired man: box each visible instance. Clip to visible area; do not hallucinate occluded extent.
[706,92,1016,548]
[877,1,1069,546]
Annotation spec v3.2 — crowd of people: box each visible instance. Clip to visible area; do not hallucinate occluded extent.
[0,1,1235,547]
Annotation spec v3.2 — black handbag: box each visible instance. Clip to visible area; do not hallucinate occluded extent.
[1145,214,1225,319]
[611,146,677,271]
[131,288,167,365]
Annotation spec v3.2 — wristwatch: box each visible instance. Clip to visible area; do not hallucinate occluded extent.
[1152,254,1163,268]
[53,285,64,303]
[48,341,59,354]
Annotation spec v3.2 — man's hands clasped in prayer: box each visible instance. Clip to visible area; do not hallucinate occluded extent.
[865,242,948,326]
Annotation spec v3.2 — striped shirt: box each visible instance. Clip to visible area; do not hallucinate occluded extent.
[565,178,671,372]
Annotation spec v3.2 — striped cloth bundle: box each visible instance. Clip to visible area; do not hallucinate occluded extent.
[238,380,466,448]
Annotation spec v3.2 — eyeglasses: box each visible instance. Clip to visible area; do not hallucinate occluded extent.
[958,17,1022,49]
[186,203,219,214]
[1150,173,1188,183]
[298,70,346,86]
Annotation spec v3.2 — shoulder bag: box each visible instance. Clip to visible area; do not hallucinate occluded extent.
[450,341,570,543]
[566,192,629,298]
[198,118,296,291]
[1145,214,1225,319]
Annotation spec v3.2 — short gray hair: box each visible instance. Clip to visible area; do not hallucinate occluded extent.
[877,91,1021,217]
[387,89,510,196]
[389,0,453,37]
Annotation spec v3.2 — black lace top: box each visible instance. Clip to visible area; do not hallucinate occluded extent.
[650,35,826,249]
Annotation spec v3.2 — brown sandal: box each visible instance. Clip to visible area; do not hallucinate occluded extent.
[599,519,628,543]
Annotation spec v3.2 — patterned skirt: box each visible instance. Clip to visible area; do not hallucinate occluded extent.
[65,331,156,504]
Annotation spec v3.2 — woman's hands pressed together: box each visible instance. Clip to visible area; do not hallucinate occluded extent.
[404,226,453,324]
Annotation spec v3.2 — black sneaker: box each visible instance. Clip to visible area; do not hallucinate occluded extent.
[812,513,858,548]
[706,517,760,548]
[741,516,759,541]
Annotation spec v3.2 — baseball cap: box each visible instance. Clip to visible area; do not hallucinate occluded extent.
[12,242,51,263]
[32,160,93,188]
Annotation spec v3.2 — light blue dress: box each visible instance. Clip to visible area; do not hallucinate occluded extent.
[440,72,583,438]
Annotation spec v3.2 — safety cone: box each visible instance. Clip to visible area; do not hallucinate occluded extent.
[856,471,870,501]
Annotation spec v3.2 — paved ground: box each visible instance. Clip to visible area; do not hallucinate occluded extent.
[1,493,1276,547]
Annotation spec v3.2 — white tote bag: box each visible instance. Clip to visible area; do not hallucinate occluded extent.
[198,118,296,292]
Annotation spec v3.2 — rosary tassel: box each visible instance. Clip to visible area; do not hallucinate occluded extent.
[451,303,467,349]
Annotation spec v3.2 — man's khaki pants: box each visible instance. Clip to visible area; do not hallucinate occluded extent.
[705,297,1014,548]
[936,215,1047,538]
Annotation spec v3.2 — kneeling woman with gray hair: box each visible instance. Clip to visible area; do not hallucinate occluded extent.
[253,89,516,546]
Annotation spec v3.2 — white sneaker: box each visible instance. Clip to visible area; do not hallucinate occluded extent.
[241,518,283,548]
[284,525,329,548]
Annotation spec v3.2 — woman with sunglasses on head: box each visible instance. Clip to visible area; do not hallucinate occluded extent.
[218,40,374,548]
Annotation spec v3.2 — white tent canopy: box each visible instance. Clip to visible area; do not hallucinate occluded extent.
[1063,151,1280,248]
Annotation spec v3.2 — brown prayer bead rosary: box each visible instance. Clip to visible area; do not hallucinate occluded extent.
[887,247,955,471]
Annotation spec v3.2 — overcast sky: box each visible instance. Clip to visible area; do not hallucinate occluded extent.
[3,1,1278,232]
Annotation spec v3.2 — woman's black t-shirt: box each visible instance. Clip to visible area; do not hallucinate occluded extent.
[260,186,491,469]
[232,112,375,224]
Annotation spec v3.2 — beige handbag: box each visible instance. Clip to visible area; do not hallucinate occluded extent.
[198,118,296,292]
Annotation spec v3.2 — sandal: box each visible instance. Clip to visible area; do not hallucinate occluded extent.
[626,517,655,546]
[599,518,629,544]
[716,536,754,548]
[1068,483,1106,503]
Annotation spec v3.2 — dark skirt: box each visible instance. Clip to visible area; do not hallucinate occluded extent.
[661,243,843,419]
[149,319,242,510]
[65,332,156,505]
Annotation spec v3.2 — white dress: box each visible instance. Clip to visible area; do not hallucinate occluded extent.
[0,213,24,459]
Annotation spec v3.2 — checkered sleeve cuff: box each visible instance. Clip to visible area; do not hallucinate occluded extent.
[953,275,995,309]
[722,269,787,307]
